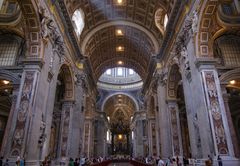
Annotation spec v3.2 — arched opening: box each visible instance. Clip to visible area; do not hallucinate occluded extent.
[72,9,85,37]
[0,33,23,156]
[48,70,65,159]
[48,65,74,159]
[103,94,136,156]
[0,79,13,150]
[226,82,240,148]
[214,35,240,152]
[177,84,191,158]
[155,8,168,35]
[168,64,191,157]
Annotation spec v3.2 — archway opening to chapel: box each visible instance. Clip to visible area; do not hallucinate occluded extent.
[214,34,240,150]
[0,79,13,150]
[226,79,240,149]
[177,84,191,158]
[168,64,191,158]
[103,94,136,156]
[48,73,65,159]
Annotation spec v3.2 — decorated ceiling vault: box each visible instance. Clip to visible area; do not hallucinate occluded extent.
[0,0,240,165]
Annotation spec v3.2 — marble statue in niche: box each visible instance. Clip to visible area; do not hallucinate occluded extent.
[39,5,51,41]
[180,47,190,71]
[191,10,198,34]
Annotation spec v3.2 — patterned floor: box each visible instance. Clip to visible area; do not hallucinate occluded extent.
[108,162,133,166]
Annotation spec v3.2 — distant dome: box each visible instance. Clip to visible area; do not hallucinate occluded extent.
[98,67,143,90]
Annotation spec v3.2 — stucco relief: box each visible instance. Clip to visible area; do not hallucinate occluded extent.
[11,71,35,157]
[204,71,229,155]
[170,106,180,156]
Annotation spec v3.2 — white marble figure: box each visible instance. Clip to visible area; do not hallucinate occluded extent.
[39,6,51,40]
[180,47,190,70]
[192,10,198,34]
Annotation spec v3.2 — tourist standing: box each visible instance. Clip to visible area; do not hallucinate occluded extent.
[20,157,24,166]
[3,159,9,166]
[165,157,171,166]
[69,158,74,166]
[16,156,20,166]
[217,155,223,166]
[205,155,213,166]
[157,157,164,166]
[0,156,3,166]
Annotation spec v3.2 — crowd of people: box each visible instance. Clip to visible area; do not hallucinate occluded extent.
[118,155,223,166]
[0,156,25,166]
[0,154,224,166]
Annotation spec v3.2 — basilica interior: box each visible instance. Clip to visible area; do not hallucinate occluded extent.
[0,0,240,165]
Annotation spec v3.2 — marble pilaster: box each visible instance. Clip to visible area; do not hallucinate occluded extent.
[201,69,234,157]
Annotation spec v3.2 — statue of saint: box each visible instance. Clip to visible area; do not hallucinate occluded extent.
[192,10,198,34]
[180,47,190,71]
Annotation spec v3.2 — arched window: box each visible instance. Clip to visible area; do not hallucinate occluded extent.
[72,9,85,37]
[155,8,168,34]
[164,14,168,29]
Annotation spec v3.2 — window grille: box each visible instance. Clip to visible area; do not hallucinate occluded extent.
[0,40,18,66]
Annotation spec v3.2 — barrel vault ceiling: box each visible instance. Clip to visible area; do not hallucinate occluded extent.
[64,0,175,80]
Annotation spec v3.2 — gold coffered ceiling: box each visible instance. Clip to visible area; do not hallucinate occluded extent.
[65,0,175,80]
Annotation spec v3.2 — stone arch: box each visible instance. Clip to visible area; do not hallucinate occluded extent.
[58,64,75,101]
[220,68,240,84]
[101,92,139,112]
[219,68,240,157]
[0,69,20,86]
[0,70,21,156]
[167,64,182,99]
[17,0,42,58]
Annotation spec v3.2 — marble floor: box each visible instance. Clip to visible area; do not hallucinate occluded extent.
[108,163,133,166]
